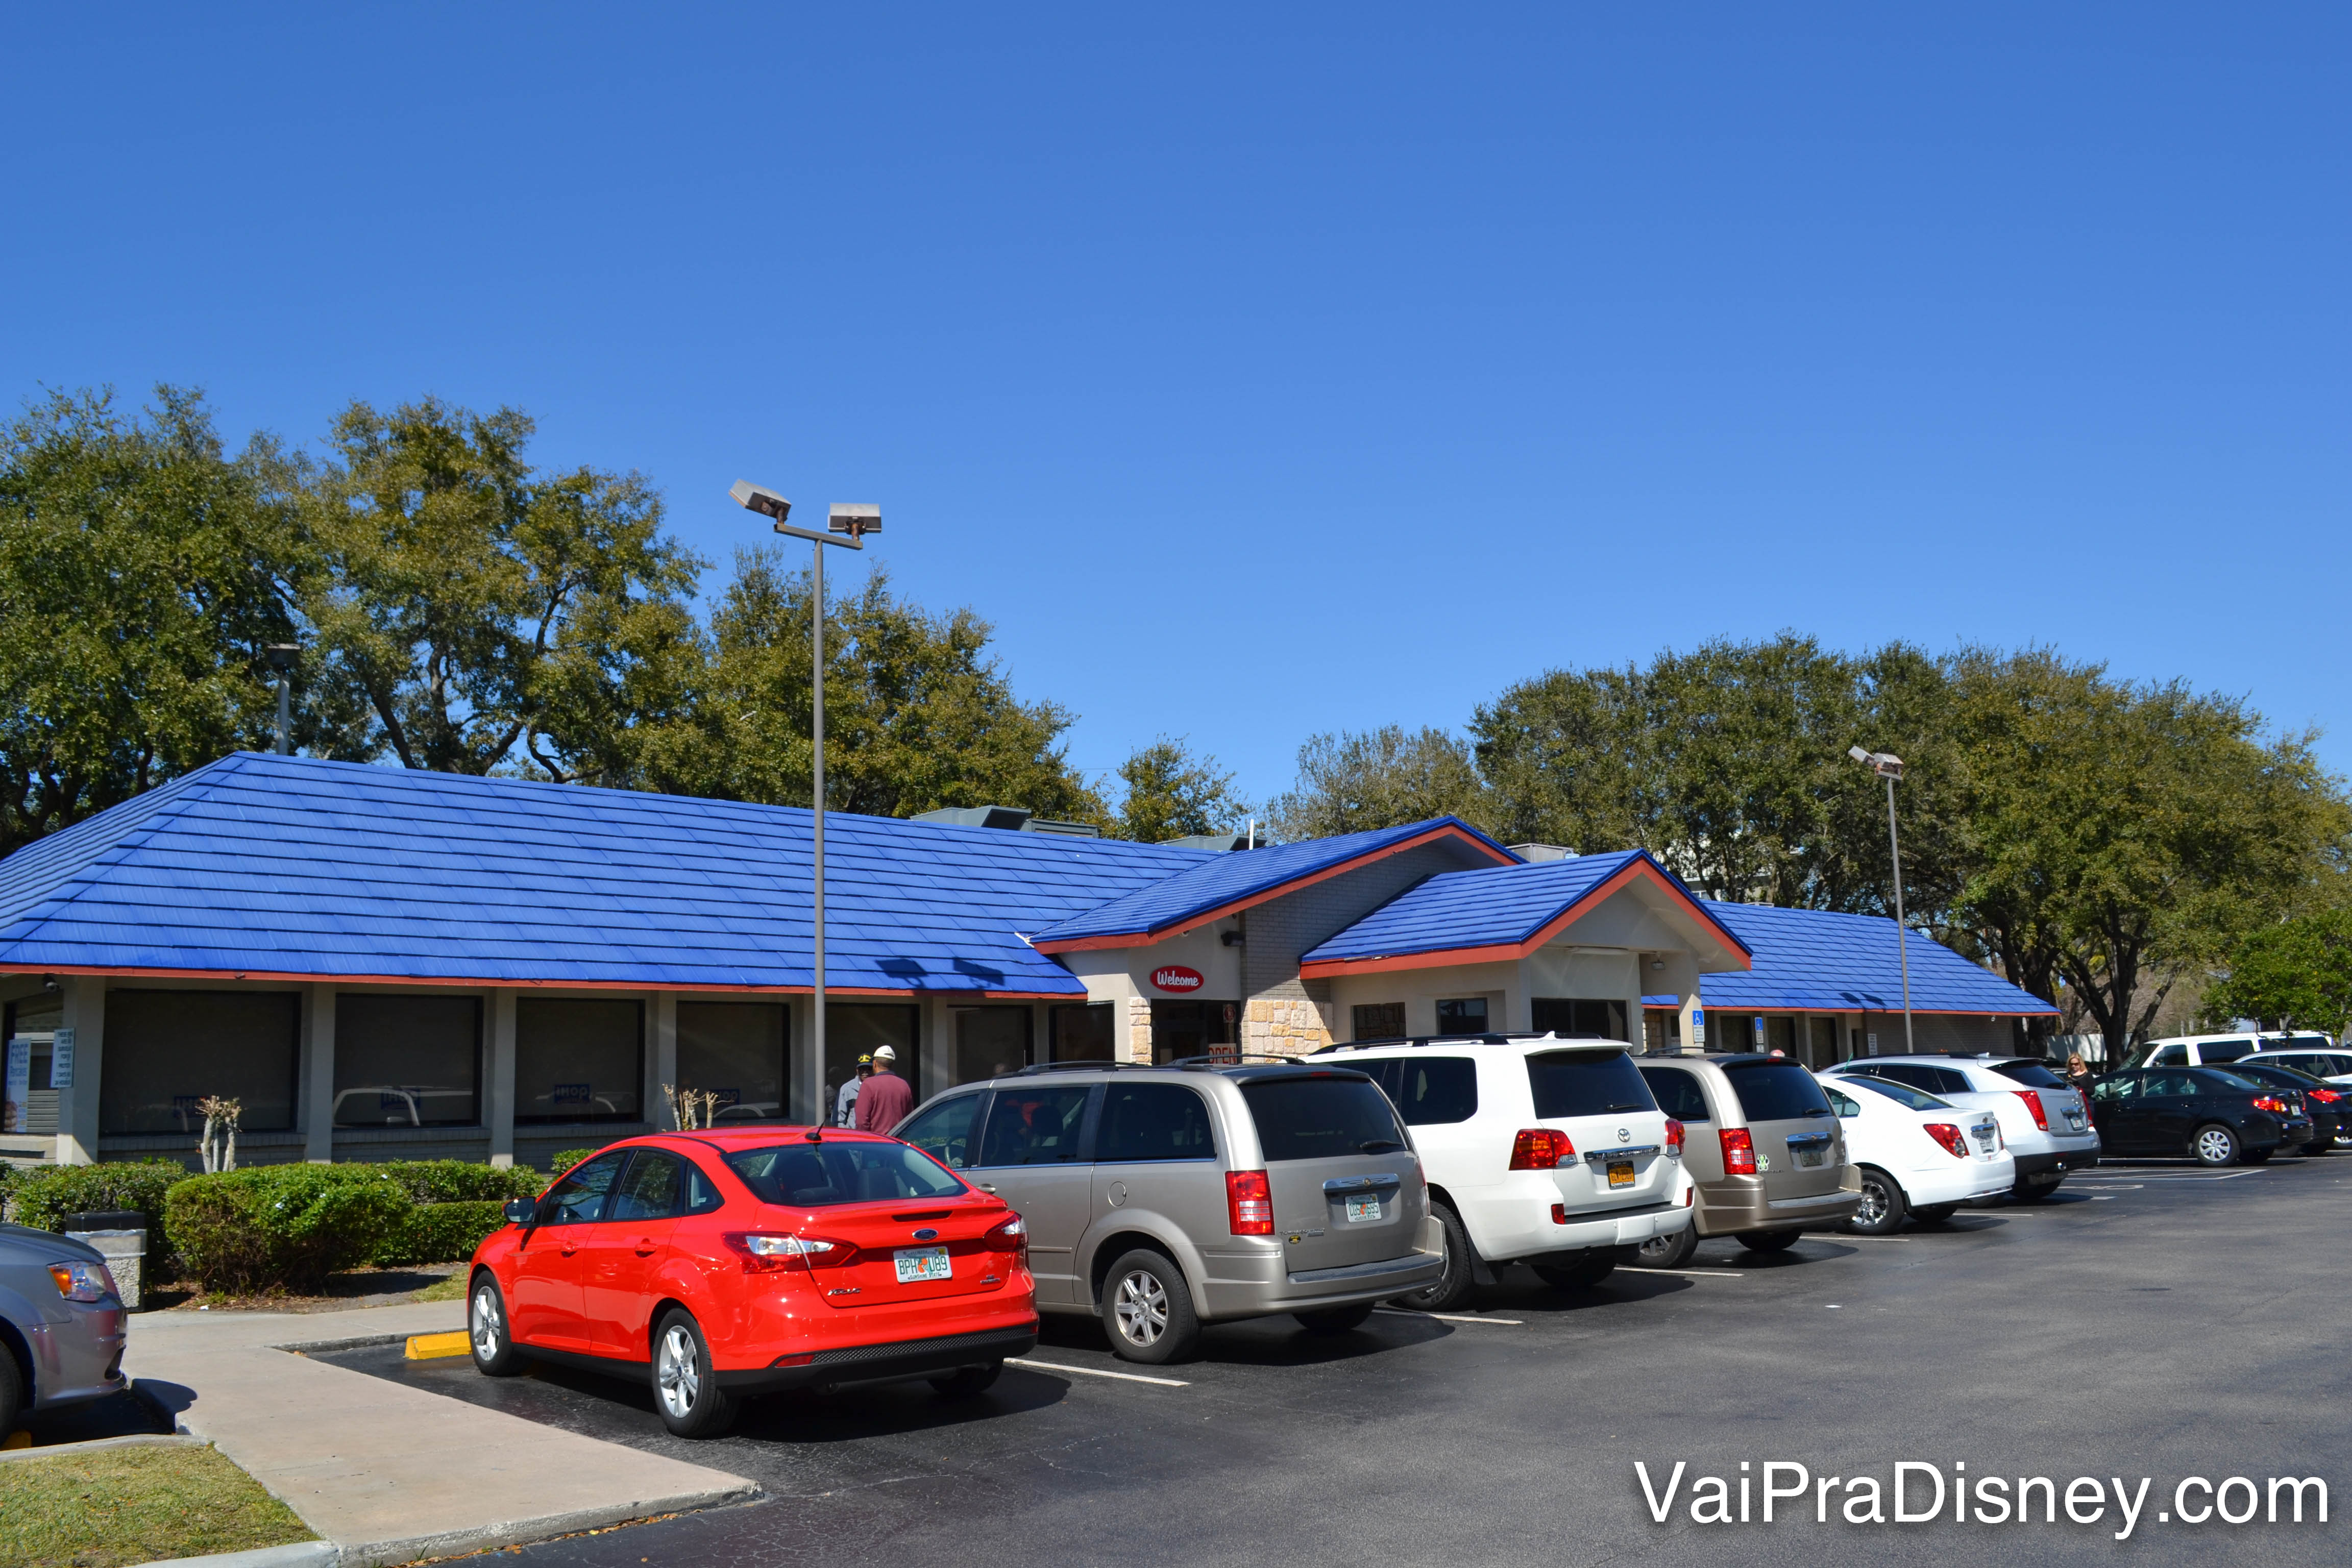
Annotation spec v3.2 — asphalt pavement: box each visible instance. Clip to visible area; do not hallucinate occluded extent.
[323,1157,2352,1568]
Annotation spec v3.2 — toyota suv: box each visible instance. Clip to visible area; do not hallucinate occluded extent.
[1312,1033,1694,1308]
[894,1063,1443,1364]
[1825,1054,2100,1199]
[1633,1053,1861,1265]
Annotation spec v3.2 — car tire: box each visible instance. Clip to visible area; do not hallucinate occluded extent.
[650,1309,736,1438]
[2245,1147,2272,1164]
[1391,1202,1476,1313]
[1845,1167,1908,1235]
[2297,1140,2328,1157]
[1911,1203,1958,1224]
[928,1360,1003,1398]
[1738,1228,1802,1254]
[0,1344,21,1438]
[1531,1256,1616,1289]
[2192,1123,2240,1167]
[468,1273,528,1377]
[1293,1303,1376,1335]
[1101,1248,1200,1365]
[1635,1223,1700,1269]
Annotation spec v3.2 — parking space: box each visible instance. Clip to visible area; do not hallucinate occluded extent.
[310,1156,2351,1568]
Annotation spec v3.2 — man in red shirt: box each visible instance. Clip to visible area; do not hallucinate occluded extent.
[852,1044,915,1133]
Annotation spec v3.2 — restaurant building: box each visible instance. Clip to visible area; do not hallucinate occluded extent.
[0,752,2053,1170]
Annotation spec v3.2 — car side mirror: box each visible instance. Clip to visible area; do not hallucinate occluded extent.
[503,1197,539,1227]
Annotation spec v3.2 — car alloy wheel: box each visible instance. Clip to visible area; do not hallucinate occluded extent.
[656,1322,703,1420]
[1854,1177,1889,1228]
[470,1285,504,1360]
[1113,1268,1170,1349]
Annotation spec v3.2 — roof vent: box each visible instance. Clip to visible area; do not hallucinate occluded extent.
[913,805,1034,831]
[1162,832,1254,852]
[1509,843,1578,862]
[1022,818,1101,839]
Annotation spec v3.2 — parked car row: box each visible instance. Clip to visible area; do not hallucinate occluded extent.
[463,1034,2338,1438]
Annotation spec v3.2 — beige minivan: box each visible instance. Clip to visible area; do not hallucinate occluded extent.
[895,1063,1444,1363]
[1634,1053,1860,1265]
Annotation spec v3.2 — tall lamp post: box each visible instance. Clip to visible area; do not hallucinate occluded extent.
[265,645,300,755]
[730,481,882,1127]
[1848,745,1914,1056]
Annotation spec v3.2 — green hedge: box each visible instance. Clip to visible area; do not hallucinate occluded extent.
[9,1159,187,1273]
[164,1166,412,1295]
[371,1199,510,1268]
[371,1160,545,1205]
[549,1148,603,1176]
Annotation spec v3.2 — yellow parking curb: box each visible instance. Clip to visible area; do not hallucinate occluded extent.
[405,1331,472,1361]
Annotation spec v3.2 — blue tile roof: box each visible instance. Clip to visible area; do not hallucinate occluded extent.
[1298,850,1747,967]
[1028,816,1515,946]
[0,753,1214,995]
[1692,900,2057,1016]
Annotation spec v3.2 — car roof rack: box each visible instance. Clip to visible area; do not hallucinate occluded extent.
[1007,1061,1153,1075]
[1164,1052,1302,1069]
[1313,1031,1623,1055]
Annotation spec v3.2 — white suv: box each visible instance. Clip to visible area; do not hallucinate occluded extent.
[1314,1034,1694,1309]
[1825,1055,2099,1199]
[2124,1033,2333,1071]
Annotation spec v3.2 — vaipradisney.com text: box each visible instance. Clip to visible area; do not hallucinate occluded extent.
[1636,1461,2328,1540]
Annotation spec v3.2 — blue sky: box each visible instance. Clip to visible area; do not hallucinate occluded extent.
[5,7,2345,811]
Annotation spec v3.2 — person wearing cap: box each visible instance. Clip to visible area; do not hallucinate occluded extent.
[834,1053,873,1127]
[852,1043,915,1133]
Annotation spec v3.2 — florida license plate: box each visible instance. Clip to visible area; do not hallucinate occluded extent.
[893,1245,951,1283]
[2066,1113,2086,1131]
[1607,1161,1635,1188]
[1794,1147,1825,1168]
[1345,1196,1381,1223]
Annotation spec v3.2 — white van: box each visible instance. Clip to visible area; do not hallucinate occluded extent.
[1313,1034,1694,1309]
[2124,1032,2335,1071]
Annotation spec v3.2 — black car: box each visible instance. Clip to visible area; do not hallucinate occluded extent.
[2086,1068,2313,1166]
[2220,1060,2348,1155]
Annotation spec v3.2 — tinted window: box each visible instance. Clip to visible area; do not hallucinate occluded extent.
[1098,1084,1217,1162]
[2200,1070,2262,1093]
[2200,1039,2255,1064]
[1240,1077,1407,1162]
[897,1093,984,1169]
[1363,1057,1479,1125]
[1853,1063,1935,1092]
[683,1160,724,1215]
[542,1149,626,1225]
[2150,1044,2188,1067]
[1526,1050,1655,1119]
[1992,1061,2068,1088]
[976,1086,1091,1166]
[1725,1063,1832,1121]
[1435,998,1489,1035]
[607,1150,684,1221]
[1638,1066,1711,1122]
[1847,1075,1950,1112]
[1823,1085,1860,1117]
[724,1141,968,1207]
[2143,1071,2200,1097]
[2235,1063,2324,1090]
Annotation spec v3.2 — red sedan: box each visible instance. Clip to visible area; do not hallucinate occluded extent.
[465,1127,1037,1436]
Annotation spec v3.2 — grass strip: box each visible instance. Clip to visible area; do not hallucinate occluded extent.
[0,1443,315,1568]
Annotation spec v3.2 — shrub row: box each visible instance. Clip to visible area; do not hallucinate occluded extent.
[7,1158,186,1272]
[370,1199,511,1269]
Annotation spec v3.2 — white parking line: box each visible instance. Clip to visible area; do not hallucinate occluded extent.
[1376,1309,1525,1326]
[1006,1357,1188,1387]
[1618,1266,1746,1277]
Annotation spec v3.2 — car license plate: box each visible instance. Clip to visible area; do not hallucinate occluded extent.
[1344,1196,1381,1223]
[1793,1146,1825,1168]
[2066,1113,2086,1131]
[893,1245,951,1283]
[1607,1160,1635,1187]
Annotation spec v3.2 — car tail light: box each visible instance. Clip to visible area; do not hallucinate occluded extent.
[1226,1170,1274,1235]
[1663,1118,1685,1156]
[2013,1090,2048,1131]
[47,1260,116,1303]
[1549,1203,1569,1224]
[1509,1128,1576,1169]
[986,1214,1028,1256]
[2309,1088,2342,1103]
[2252,1095,2290,1114]
[1922,1122,1970,1159]
[721,1232,848,1272]
[1719,1128,1757,1175]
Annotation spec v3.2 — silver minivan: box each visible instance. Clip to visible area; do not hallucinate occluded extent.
[895,1063,1444,1363]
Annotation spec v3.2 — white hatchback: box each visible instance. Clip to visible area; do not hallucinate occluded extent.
[1314,1034,1694,1309]
[1816,1072,2015,1234]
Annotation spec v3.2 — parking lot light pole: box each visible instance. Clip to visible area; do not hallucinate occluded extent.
[1848,745,1914,1055]
[730,483,882,1126]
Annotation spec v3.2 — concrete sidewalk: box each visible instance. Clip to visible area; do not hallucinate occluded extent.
[124,1302,760,1567]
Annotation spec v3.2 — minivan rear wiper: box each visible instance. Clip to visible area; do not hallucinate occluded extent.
[1605,1102,1647,1113]
[1360,1139,1407,1154]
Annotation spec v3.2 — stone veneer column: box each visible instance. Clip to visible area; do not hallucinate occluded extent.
[1243,996,1333,1060]
[1125,996,1153,1065]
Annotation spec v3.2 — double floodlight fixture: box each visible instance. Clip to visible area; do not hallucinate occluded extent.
[1847,745,1904,780]
[827,503,881,540]
[729,479,791,521]
[730,483,883,547]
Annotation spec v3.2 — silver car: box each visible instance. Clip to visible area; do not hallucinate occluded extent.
[0,1224,129,1432]
[896,1063,1444,1364]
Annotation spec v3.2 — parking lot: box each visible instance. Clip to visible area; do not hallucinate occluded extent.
[322,1159,2349,1567]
